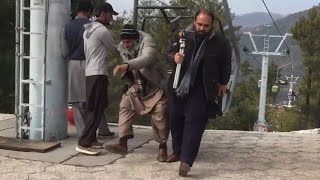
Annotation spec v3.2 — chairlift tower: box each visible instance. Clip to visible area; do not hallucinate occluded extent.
[245,25,292,132]
[285,75,299,107]
[15,0,70,141]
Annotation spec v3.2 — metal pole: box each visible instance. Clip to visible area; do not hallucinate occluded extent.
[29,0,45,140]
[41,0,48,140]
[254,25,271,132]
[287,75,294,107]
[173,33,186,89]
[19,0,25,139]
[133,0,139,28]
[255,54,269,131]
[285,75,299,108]
[44,0,70,141]
[15,0,21,138]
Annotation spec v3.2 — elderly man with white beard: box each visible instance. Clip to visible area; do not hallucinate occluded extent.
[104,24,169,162]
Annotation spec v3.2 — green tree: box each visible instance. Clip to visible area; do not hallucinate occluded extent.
[267,62,280,104]
[208,60,294,131]
[240,60,254,76]
[266,107,302,132]
[208,75,260,130]
[208,61,260,130]
[291,6,320,129]
[0,0,15,113]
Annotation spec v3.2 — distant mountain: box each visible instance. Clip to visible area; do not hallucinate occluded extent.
[233,12,285,28]
[245,10,309,35]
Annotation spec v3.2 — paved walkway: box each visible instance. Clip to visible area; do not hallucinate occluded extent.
[1,114,320,180]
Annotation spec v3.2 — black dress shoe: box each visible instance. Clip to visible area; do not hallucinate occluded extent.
[179,161,191,177]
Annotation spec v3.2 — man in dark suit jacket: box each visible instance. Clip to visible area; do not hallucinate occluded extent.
[166,8,232,177]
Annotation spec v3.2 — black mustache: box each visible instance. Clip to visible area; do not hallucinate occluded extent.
[197,30,207,34]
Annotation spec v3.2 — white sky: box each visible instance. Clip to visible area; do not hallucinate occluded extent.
[107,0,319,16]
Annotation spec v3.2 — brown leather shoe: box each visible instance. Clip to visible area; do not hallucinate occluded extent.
[103,143,128,155]
[179,161,191,177]
[157,145,168,162]
[165,153,180,163]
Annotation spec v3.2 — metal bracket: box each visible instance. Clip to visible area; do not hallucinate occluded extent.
[160,9,170,24]
[15,26,22,31]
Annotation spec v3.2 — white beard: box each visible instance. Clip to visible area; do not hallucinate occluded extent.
[124,41,139,59]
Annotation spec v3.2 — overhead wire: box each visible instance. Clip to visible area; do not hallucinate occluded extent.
[261,0,294,75]
[261,0,290,51]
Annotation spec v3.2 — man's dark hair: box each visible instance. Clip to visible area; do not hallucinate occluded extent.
[195,8,215,23]
[77,0,93,13]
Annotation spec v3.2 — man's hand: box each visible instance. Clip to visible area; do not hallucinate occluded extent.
[218,84,228,96]
[174,53,184,64]
[113,64,129,76]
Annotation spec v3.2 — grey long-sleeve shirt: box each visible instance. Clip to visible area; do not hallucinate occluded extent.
[83,22,117,76]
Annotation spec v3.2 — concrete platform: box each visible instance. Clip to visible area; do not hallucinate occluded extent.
[0,115,152,166]
[1,114,320,179]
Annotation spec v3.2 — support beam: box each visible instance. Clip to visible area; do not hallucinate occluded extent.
[29,0,46,140]
[132,0,186,29]
[136,6,186,9]
[275,33,292,53]
[133,0,139,28]
[15,0,21,138]
[159,9,170,24]
[44,0,70,141]
[141,15,192,31]
[244,32,259,52]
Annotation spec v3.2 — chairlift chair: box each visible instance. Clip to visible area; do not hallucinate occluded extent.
[133,0,241,114]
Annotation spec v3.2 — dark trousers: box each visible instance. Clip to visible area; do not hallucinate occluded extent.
[169,86,208,166]
[72,102,112,138]
[78,75,108,147]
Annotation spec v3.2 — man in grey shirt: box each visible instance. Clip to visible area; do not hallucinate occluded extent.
[76,2,118,155]
[64,1,114,140]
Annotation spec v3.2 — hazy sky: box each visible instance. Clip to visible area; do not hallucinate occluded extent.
[108,0,319,16]
[228,0,319,15]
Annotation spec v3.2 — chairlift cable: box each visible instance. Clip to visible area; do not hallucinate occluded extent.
[261,0,290,51]
[261,0,297,80]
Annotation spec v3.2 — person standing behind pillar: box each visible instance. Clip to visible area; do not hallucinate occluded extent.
[64,0,115,140]
[76,2,118,155]
[166,8,232,176]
